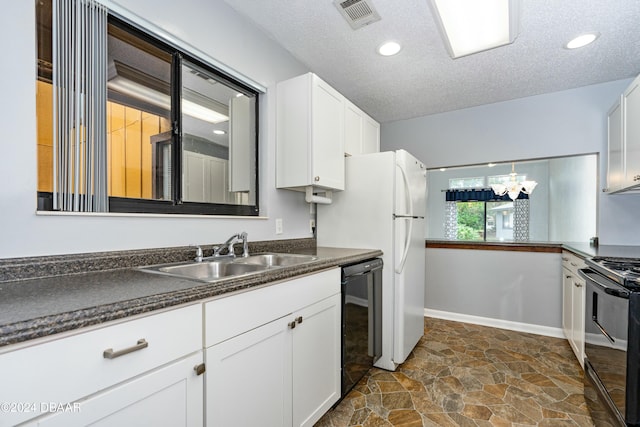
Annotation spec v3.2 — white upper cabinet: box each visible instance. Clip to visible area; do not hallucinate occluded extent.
[624,76,640,188]
[362,114,381,154]
[607,96,624,192]
[344,100,380,156]
[277,73,345,191]
[606,74,640,193]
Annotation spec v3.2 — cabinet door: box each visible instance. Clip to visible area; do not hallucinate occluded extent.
[624,77,640,187]
[607,97,624,192]
[362,115,380,154]
[344,101,363,156]
[292,294,341,427]
[29,352,204,427]
[311,76,345,190]
[571,276,586,368]
[206,317,292,427]
[562,266,573,342]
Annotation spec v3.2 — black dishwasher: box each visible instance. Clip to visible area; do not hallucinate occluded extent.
[341,258,383,397]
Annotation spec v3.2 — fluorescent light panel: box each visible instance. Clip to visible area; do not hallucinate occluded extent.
[429,0,520,58]
[108,77,229,124]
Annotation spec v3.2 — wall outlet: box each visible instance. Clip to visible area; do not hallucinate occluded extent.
[275,218,283,235]
[309,219,316,234]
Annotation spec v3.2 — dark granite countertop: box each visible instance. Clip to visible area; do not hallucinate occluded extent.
[562,242,640,259]
[0,244,382,348]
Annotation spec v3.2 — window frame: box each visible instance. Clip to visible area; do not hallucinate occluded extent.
[36,7,260,217]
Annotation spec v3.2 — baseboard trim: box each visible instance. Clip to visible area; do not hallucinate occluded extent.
[424,309,565,339]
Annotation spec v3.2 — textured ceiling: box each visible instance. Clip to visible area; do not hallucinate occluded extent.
[222,0,640,123]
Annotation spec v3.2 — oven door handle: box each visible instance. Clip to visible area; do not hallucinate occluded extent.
[592,318,616,345]
[578,268,630,299]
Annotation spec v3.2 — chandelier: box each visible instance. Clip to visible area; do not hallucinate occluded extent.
[490,162,537,201]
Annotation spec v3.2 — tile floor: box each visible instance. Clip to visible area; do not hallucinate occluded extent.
[316,317,594,426]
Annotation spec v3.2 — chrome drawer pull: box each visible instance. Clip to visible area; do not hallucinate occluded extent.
[103,339,148,359]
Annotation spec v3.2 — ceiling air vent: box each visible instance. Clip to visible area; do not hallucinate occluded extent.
[333,0,381,30]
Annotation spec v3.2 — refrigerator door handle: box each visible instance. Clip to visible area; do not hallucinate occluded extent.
[396,216,412,274]
[395,162,414,274]
[396,162,414,217]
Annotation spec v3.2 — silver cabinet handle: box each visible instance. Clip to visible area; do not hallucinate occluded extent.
[103,338,148,359]
[566,275,572,279]
[562,257,569,261]
[635,175,640,181]
[296,316,303,324]
[314,176,320,182]
[574,282,583,288]
[570,262,578,267]
[288,321,297,329]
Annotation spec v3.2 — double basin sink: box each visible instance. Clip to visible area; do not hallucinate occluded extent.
[139,253,318,283]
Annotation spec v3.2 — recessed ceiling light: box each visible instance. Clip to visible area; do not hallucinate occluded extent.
[565,32,599,49]
[377,41,402,56]
[440,168,447,172]
[213,129,226,135]
[488,163,496,167]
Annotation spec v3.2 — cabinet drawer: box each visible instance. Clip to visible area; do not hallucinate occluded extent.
[204,268,340,347]
[0,304,202,427]
[562,251,586,275]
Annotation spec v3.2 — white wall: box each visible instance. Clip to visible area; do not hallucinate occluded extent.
[382,79,640,246]
[0,0,310,258]
[549,155,598,242]
[425,248,563,334]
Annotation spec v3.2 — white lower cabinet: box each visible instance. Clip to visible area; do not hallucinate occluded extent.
[0,304,203,427]
[291,294,341,427]
[25,352,204,427]
[561,251,586,368]
[206,316,292,427]
[204,268,341,427]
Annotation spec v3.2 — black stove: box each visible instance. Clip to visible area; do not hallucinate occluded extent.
[582,255,640,426]
[586,256,640,289]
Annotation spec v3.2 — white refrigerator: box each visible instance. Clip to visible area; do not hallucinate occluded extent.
[317,150,426,371]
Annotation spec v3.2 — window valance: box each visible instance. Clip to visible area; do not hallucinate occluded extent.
[445,188,529,202]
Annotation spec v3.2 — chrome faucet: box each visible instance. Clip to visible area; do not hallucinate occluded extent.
[212,232,249,258]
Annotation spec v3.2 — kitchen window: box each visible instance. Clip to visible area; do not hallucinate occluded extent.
[447,199,522,241]
[36,0,259,216]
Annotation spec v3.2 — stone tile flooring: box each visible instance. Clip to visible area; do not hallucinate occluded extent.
[316,317,594,426]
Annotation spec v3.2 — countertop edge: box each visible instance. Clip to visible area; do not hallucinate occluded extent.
[425,240,563,253]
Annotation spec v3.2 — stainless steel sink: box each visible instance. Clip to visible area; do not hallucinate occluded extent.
[138,253,318,283]
[157,260,267,281]
[236,253,318,267]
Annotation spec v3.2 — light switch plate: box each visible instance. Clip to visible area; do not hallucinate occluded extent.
[275,218,283,234]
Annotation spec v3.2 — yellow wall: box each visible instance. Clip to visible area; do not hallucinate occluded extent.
[37,81,170,199]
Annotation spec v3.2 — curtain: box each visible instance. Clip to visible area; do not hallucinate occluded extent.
[52,0,108,212]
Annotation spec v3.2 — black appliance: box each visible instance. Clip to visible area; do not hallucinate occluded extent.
[580,256,640,426]
[340,258,383,397]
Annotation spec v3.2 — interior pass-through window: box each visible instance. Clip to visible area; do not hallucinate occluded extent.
[36,0,259,216]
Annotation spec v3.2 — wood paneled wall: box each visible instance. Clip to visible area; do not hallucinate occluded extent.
[36,81,170,199]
